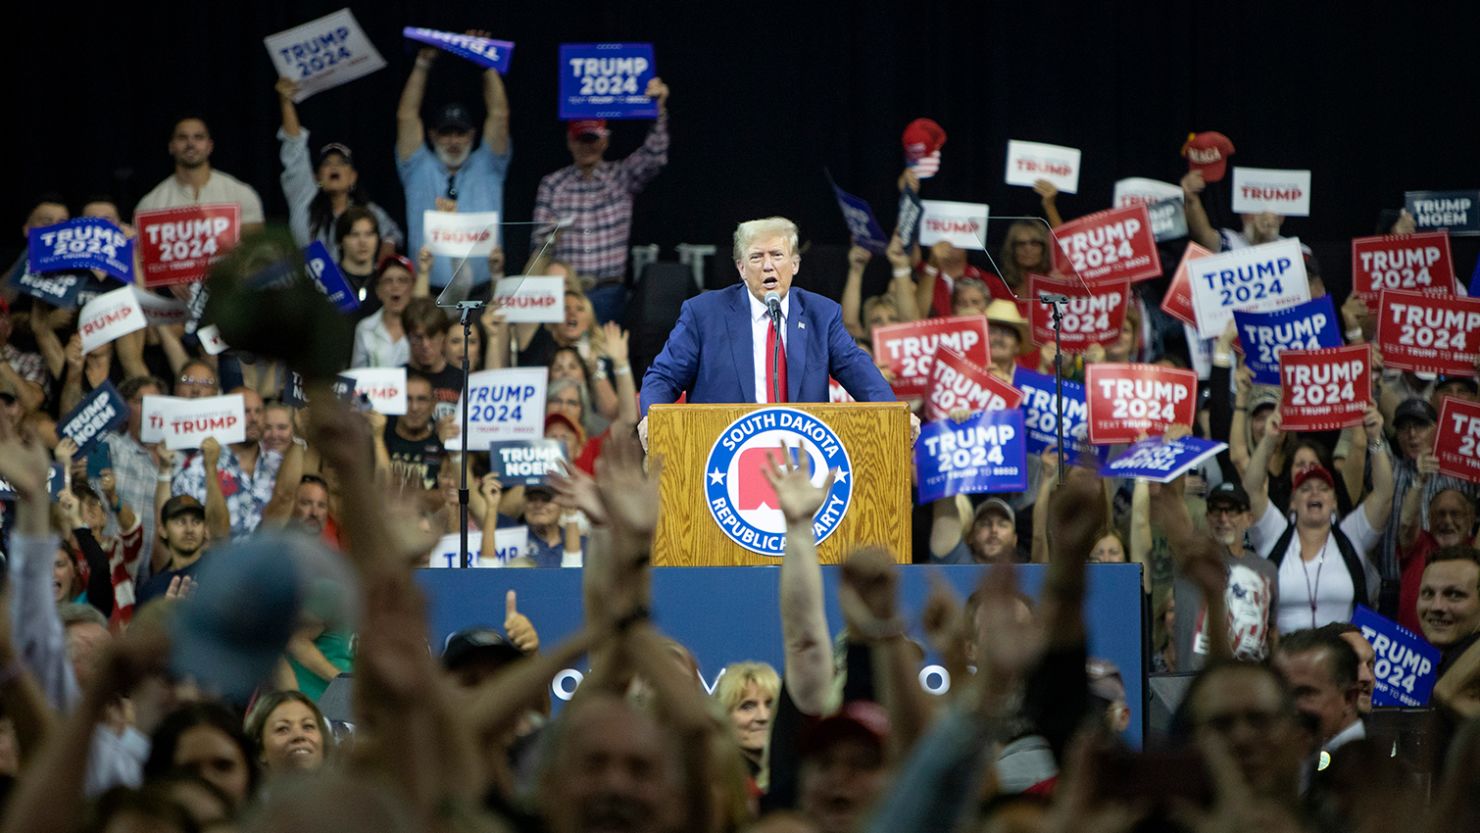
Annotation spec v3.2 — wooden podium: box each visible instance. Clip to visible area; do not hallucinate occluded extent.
[647,402,912,566]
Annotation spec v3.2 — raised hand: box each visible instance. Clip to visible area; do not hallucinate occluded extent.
[164,575,196,600]
[761,442,836,525]
[920,571,964,657]
[0,421,52,500]
[838,546,902,642]
[503,590,539,654]
[644,76,670,110]
[201,436,221,469]
[847,245,872,271]
[548,460,608,527]
[274,77,300,100]
[594,425,664,537]
[599,322,630,366]
[885,233,911,271]
[54,437,79,470]
[1180,169,1206,197]
[477,473,503,506]
[1032,178,1059,202]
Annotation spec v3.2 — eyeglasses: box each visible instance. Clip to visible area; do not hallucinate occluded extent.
[179,376,217,387]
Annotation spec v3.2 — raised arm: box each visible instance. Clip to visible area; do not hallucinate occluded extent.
[260,442,303,524]
[1129,478,1153,594]
[479,41,510,156]
[884,235,921,323]
[1359,407,1395,531]
[199,438,231,541]
[396,49,436,163]
[841,245,871,340]
[1032,180,1064,229]
[1149,477,1232,662]
[766,445,838,716]
[930,496,965,561]
[1180,170,1221,252]
[1243,409,1283,521]
[28,304,67,380]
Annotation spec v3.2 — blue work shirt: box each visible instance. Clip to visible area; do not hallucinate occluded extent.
[397,139,511,287]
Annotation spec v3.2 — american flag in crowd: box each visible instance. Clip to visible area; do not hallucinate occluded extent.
[909,150,941,179]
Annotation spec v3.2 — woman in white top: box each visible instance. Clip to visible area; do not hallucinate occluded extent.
[351,256,415,368]
[1243,407,1394,633]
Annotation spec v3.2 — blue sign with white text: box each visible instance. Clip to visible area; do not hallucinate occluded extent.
[558,43,658,119]
[1405,189,1480,235]
[1352,605,1440,708]
[403,28,514,74]
[27,218,133,281]
[58,380,129,457]
[304,241,360,313]
[1013,368,1088,456]
[489,440,567,487]
[1233,296,1343,386]
[831,183,888,254]
[11,269,87,307]
[897,187,924,249]
[1101,436,1226,483]
[916,409,1028,503]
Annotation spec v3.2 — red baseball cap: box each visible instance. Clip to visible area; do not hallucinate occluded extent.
[902,118,947,162]
[1181,131,1235,182]
[567,119,610,141]
[1292,464,1336,492]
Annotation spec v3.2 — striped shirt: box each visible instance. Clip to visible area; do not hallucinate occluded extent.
[530,114,670,283]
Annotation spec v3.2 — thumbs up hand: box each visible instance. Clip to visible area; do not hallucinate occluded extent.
[503,590,540,654]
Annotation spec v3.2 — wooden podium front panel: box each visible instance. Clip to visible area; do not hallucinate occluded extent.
[648,403,911,565]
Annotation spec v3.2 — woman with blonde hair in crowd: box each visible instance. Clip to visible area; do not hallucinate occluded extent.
[712,661,780,780]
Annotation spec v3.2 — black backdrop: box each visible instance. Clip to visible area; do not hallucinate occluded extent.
[8,1,1478,297]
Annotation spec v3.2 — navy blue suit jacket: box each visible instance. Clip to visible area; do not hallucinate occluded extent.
[639,284,895,416]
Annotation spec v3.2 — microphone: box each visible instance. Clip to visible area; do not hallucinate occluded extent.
[763,290,782,325]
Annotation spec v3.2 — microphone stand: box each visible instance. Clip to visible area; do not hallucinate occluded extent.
[1038,292,1070,484]
[455,299,484,568]
[770,307,783,404]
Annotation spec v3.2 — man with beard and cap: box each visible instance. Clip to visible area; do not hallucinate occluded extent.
[1167,481,1280,668]
[288,474,332,538]
[170,387,286,540]
[395,33,511,290]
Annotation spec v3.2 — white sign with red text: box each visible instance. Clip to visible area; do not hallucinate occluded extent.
[78,286,148,353]
[1028,274,1129,352]
[925,348,1023,422]
[1005,140,1081,194]
[492,277,565,323]
[873,316,991,400]
[1050,204,1162,285]
[1436,398,1480,484]
[1231,167,1311,217]
[1374,290,1480,376]
[133,289,191,328]
[162,394,247,450]
[341,367,408,415]
[918,201,990,250]
[1351,232,1456,306]
[196,324,230,356]
[1278,345,1370,432]
[137,204,240,287]
[141,395,180,444]
[423,210,501,257]
[1188,238,1310,339]
[1085,363,1198,445]
[1112,177,1187,242]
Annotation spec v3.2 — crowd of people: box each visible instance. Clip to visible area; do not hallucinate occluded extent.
[1,27,1479,833]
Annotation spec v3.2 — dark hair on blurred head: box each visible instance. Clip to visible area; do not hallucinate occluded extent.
[333,205,380,251]
[144,702,259,798]
[85,785,201,833]
[119,375,168,400]
[1278,627,1358,690]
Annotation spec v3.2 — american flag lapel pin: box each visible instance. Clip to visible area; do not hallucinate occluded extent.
[799,322,806,329]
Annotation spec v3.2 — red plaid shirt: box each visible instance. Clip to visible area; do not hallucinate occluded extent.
[531,114,670,282]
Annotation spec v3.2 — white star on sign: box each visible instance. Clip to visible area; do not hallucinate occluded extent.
[708,468,726,484]
[835,469,849,483]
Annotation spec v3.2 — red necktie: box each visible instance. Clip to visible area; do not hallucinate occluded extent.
[765,319,788,403]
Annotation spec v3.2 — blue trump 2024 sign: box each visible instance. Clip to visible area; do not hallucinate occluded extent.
[1101,436,1226,483]
[916,409,1028,503]
[1352,605,1440,708]
[558,43,657,119]
[28,217,133,282]
[304,241,360,313]
[1013,368,1088,456]
[1233,296,1342,386]
[830,182,888,255]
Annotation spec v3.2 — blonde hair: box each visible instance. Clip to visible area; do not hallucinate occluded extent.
[732,217,800,262]
[711,661,780,713]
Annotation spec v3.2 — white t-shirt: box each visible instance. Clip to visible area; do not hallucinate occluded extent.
[134,169,265,225]
[1252,502,1380,634]
[748,290,790,404]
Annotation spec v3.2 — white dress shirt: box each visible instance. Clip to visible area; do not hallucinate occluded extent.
[749,290,790,403]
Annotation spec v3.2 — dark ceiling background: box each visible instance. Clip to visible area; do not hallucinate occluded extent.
[8,0,1477,296]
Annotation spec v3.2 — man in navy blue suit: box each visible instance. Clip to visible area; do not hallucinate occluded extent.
[639,217,912,442]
